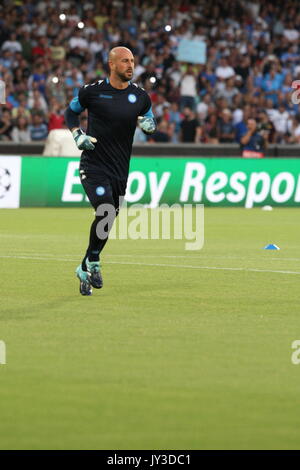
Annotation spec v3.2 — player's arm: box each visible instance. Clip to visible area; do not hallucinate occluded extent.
[138,94,157,135]
[64,92,97,150]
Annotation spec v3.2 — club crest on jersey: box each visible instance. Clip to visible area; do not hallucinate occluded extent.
[96,186,105,196]
[128,94,137,103]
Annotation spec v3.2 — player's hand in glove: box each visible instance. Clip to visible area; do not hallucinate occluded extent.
[72,128,97,150]
[138,116,156,134]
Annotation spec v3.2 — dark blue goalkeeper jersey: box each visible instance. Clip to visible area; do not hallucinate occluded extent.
[69,78,154,180]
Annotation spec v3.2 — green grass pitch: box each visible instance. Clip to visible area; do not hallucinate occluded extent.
[0,207,300,450]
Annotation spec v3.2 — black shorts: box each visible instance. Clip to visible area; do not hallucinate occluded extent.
[79,170,127,211]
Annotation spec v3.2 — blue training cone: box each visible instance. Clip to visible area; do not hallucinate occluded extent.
[264,244,280,250]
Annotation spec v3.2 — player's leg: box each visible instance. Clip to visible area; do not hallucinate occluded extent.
[111,177,127,217]
[83,176,127,260]
[81,205,113,270]
[80,215,109,290]
[79,173,116,291]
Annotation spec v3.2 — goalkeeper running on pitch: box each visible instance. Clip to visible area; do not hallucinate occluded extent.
[65,46,156,296]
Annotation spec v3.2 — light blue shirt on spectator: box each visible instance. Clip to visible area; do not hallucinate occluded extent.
[28,124,48,141]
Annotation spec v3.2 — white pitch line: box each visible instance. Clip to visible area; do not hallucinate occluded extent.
[0,254,299,276]
[0,254,79,261]
[108,254,300,262]
[2,252,300,262]
[106,260,300,275]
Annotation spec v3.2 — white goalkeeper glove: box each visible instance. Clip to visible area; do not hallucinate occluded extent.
[72,128,97,150]
[138,116,156,134]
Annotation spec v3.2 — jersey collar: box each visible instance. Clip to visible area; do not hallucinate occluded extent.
[106,77,131,85]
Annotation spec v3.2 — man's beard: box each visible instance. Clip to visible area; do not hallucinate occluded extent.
[116,70,132,82]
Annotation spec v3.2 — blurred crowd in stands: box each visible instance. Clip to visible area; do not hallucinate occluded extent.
[1,0,300,145]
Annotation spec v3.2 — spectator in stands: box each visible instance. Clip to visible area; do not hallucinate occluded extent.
[269,104,290,142]
[167,61,182,88]
[218,109,235,143]
[168,102,182,140]
[180,64,197,111]
[180,107,202,143]
[196,94,210,122]
[27,63,46,95]
[11,100,31,121]
[167,122,177,143]
[1,32,22,54]
[140,63,158,87]
[46,67,67,104]
[48,101,65,131]
[31,36,51,59]
[5,84,20,108]
[287,114,300,144]
[202,113,219,144]
[155,94,171,120]
[262,66,284,105]
[215,57,235,80]
[65,69,84,97]
[0,0,300,145]
[217,77,239,107]
[132,56,145,82]
[28,89,48,115]
[28,114,48,141]
[235,56,251,83]
[283,20,299,42]
[235,105,252,143]
[166,78,181,104]
[19,31,33,62]
[239,118,268,158]
[0,50,13,70]
[257,109,276,143]
[148,120,170,143]
[232,94,244,125]
[0,109,13,141]
[50,37,66,62]
[11,116,31,143]
[69,29,89,51]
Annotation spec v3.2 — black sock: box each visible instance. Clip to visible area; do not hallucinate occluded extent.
[81,215,111,269]
[81,254,88,271]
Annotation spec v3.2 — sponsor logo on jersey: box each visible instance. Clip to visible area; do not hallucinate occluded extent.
[128,94,137,103]
[99,94,113,99]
